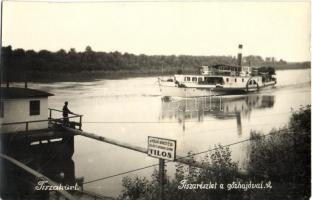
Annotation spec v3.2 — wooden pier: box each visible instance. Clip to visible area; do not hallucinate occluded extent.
[1,106,246,200]
[0,153,76,200]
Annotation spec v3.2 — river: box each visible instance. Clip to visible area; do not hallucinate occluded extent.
[28,68,310,197]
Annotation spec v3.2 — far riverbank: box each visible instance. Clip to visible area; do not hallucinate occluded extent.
[5,65,311,83]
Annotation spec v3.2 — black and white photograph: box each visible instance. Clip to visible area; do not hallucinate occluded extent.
[0,1,311,199]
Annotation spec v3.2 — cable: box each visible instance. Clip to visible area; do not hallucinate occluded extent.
[173,129,290,161]
[79,122,288,137]
[83,163,159,185]
[82,127,295,185]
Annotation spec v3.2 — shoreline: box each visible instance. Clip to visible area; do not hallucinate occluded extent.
[4,66,311,83]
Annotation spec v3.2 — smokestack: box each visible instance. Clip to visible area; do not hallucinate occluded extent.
[237,44,243,66]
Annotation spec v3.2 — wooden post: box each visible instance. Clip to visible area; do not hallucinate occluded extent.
[79,115,82,130]
[49,109,52,119]
[48,109,52,127]
[26,122,29,132]
[159,158,165,200]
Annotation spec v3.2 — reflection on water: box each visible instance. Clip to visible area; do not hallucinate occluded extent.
[161,94,275,135]
[4,69,308,197]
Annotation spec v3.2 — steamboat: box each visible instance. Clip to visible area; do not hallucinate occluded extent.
[158,45,277,98]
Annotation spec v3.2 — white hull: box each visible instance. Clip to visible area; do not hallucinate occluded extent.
[158,65,277,98]
[160,85,226,98]
[159,82,276,98]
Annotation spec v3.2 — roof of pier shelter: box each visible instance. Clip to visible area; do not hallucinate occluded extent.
[0,87,54,99]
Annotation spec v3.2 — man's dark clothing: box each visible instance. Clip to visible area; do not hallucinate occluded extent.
[63,104,71,125]
[63,105,70,118]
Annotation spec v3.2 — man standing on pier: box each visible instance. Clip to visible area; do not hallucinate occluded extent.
[63,101,74,126]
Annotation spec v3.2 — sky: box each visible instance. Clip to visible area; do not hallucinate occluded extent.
[2,0,311,62]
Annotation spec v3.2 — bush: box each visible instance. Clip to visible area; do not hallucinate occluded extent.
[119,106,311,200]
[119,146,243,200]
[247,105,311,199]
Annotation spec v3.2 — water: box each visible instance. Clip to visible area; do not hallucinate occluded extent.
[29,69,310,197]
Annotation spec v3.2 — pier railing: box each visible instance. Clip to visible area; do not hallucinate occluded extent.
[0,108,83,133]
[48,108,83,130]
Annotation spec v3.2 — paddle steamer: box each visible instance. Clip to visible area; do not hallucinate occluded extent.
[158,45,276,98]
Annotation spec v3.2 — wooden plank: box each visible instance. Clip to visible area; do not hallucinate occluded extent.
[64,127,203,166]
[0,153,77,200]
[64,127,248,176]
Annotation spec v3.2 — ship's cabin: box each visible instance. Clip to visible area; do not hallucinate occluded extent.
[200,64,252,77]
[178,75,248,85]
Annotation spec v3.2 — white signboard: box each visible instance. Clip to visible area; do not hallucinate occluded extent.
[147,136,176,161]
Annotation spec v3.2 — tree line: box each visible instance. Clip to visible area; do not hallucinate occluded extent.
[1,45,309,81]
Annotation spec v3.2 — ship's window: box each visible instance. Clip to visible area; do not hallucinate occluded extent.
[198,77,203,82]
[184,77,190,81]
[242,78,244,82]
[192,77,197,82]
[30,100,40,116]
[226,78,229,82]
[235,78,237,82]
[0,101,4,118]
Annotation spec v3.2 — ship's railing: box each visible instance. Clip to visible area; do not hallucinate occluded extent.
[205,71,241,76]
[0,108,83,133]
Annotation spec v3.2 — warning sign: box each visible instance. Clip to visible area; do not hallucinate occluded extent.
[147,136,176,161]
